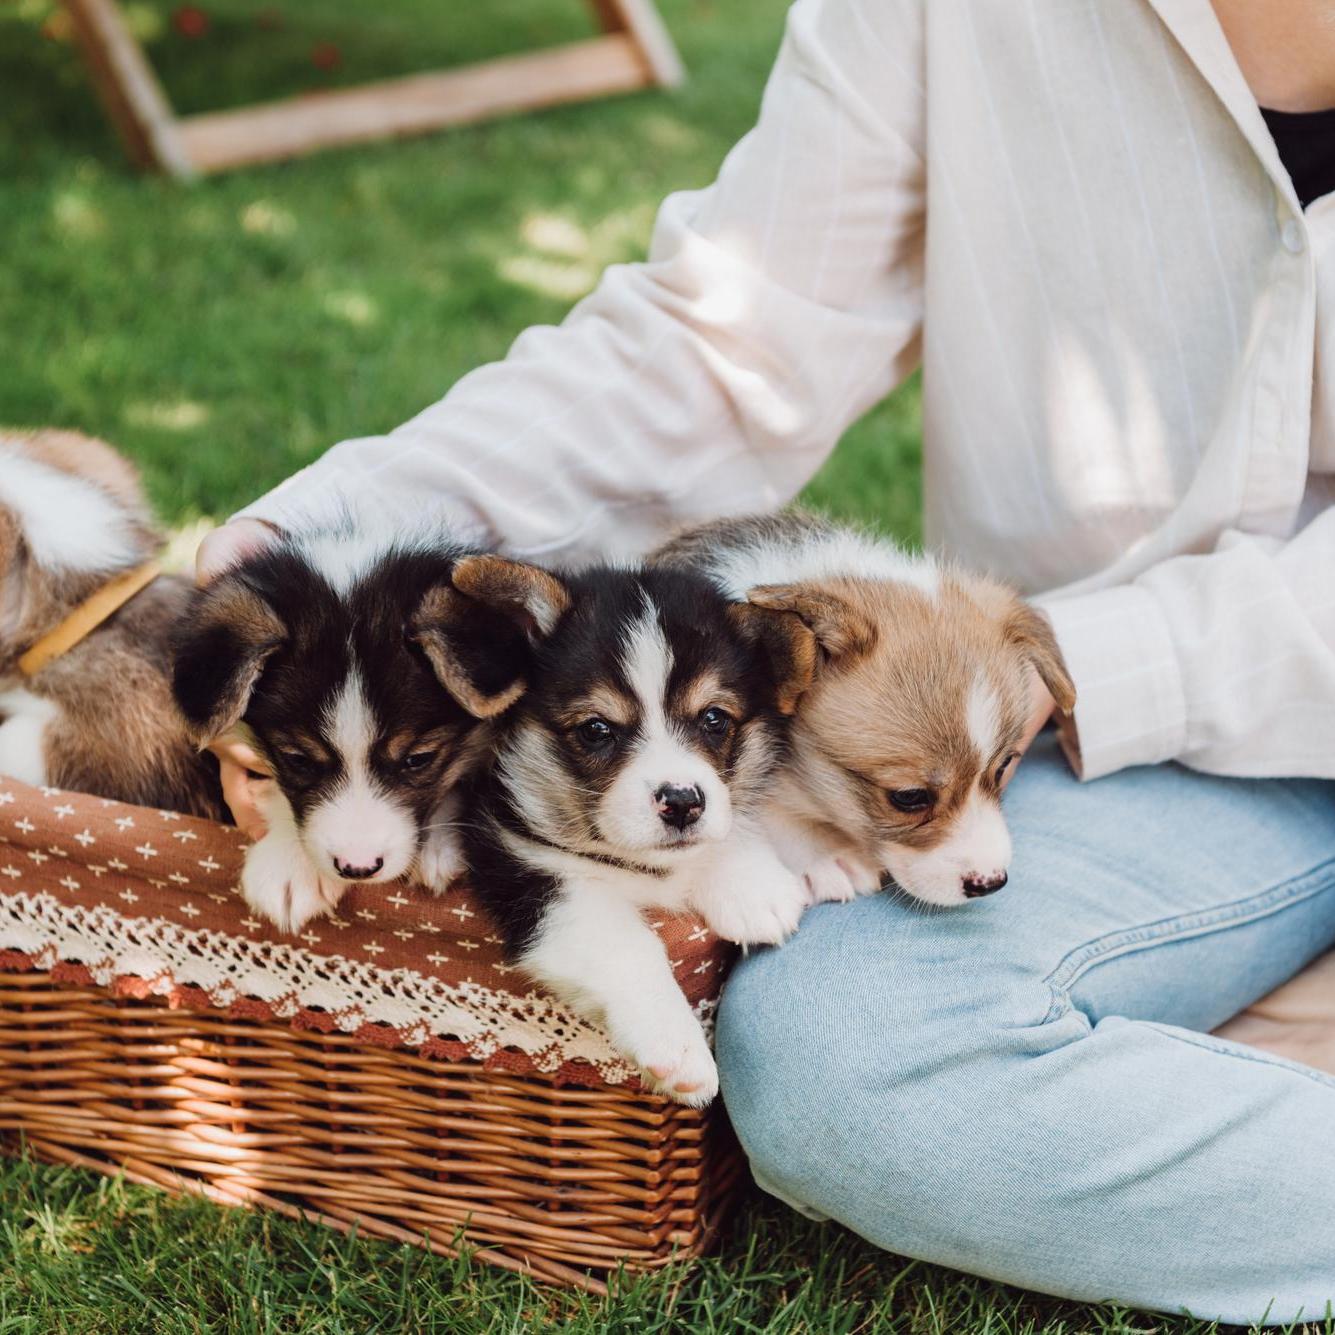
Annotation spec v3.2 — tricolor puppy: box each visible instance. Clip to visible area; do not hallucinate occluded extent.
[654,513,1075,908]
[172,531,529,933]
[448,555,814,1105]
[0,430,223,818]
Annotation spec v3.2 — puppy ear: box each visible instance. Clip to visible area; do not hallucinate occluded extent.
[451,555,570,637]
[172,577,287,746]
[728,603,817,715]
[1005,602,1076,716]
[746,583,877,663]
[409,558,570,720]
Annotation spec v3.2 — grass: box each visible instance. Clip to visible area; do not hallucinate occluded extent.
[0,1153,1288,1335]
[0,0,921,542]
[0,1,1301,1331]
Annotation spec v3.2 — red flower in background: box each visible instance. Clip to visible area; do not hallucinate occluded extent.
[311,41,342,71]
[172,6,210,38]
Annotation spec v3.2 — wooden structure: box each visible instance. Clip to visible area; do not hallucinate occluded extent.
[61,0,685,177]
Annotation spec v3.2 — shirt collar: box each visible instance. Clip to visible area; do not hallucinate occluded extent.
[1148,0,1301,213]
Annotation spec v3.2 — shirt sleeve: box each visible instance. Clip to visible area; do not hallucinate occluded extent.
[1040,510,1335,781]
[236,0,927,564]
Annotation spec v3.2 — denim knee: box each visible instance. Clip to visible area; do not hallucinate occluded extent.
[717,916,986,1221]
[713,902,1070,1232]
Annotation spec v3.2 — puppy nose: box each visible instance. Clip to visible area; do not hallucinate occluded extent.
[333,855,385,880]
[963,871,1008,898]
[654,784,704,830]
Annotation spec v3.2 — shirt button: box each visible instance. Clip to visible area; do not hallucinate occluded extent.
[1281,218,1306,254]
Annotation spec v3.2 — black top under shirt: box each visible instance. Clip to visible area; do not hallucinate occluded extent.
[1261,105,1335,209]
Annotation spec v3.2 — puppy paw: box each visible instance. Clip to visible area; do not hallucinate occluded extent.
[802,852,882,905]
[414,825,467,896]
[242,834,344,934]
[697,867,807,946]
[627,1021,719,1107]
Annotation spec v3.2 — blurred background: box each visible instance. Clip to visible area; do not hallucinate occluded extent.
[1,0,922,547]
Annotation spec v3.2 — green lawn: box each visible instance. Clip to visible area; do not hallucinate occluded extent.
[0,2,1305,1331]
[0,0,921,542]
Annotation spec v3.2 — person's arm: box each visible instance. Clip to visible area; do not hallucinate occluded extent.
[1041,509,1335,781]
[228,0,926,565]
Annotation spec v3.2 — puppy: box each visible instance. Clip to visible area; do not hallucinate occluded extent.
[654,512,1075,908]
[444,555,815,1105]
[0,430,223,818]
[172,530,529,933]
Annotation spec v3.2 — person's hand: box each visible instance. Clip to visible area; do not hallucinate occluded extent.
[195,517,281,587]
[1000,667,1056,790]
[208,735,273,839]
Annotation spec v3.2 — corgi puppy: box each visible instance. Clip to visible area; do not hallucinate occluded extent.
[654,512,1075,909]
[443,555,815,1105]
[0,430,223,818]
[172,531,529,933]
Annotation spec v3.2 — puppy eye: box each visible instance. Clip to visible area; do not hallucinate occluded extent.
[278,750,320,781]
[402,751,435,773]
[575,717,615,750]
[887,788,934,814]
[699,706,732,736]
[995,752,1019,785]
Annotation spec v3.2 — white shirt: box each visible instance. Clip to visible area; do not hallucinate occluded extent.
[242,0,1335,784]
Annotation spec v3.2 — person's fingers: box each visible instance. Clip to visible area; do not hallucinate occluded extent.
[208,736,269,776]
[1001,666,1055,790]
[195,518,281,586]
[208,739,273,839]
[217,758,272,839]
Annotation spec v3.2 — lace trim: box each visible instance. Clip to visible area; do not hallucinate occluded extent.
[0,890,715,1088]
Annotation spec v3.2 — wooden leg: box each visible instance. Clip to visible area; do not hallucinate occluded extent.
[62,0,194,178]
[64,0,684,176]
[174,35,656,174]
[588,0,685,88]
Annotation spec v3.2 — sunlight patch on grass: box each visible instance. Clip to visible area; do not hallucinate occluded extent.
[497,254,597,301]
[520,212,590,259]
[121,2,165,42]
[240,200,297,238]
[322,290,379,326]
[51,190,104,239]
[640,112,699,151]
[161,516,217,574]
[589,201,656,255]
[124,399,211,431]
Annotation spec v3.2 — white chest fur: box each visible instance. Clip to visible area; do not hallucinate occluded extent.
[0,686,57,786]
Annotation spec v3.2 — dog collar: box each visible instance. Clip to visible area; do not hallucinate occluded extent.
[17,560,162,678]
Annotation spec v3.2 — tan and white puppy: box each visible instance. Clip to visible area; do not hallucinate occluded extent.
[655,513,1075,909]
[0,430,223,818]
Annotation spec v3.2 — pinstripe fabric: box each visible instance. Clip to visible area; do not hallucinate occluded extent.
[241,0,1335,783]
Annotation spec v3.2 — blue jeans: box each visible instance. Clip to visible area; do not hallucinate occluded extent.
[717,733,1335,1326]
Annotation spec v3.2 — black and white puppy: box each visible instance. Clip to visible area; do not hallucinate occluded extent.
[444,555,815,1105]
[172,531,528,933]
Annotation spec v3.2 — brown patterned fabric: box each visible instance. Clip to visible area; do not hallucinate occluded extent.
[0,776,736,1089]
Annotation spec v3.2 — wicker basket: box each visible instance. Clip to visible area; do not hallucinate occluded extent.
[0,778,744,1290]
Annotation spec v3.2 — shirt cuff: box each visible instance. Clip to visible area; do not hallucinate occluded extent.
[231,440,491,548]
[1036,584,1187,781]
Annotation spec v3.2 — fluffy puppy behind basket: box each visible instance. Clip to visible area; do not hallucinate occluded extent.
[0,430,223,818]
[171,530,529,933]
[654,512,1076,909]
[443,555,816,1105]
